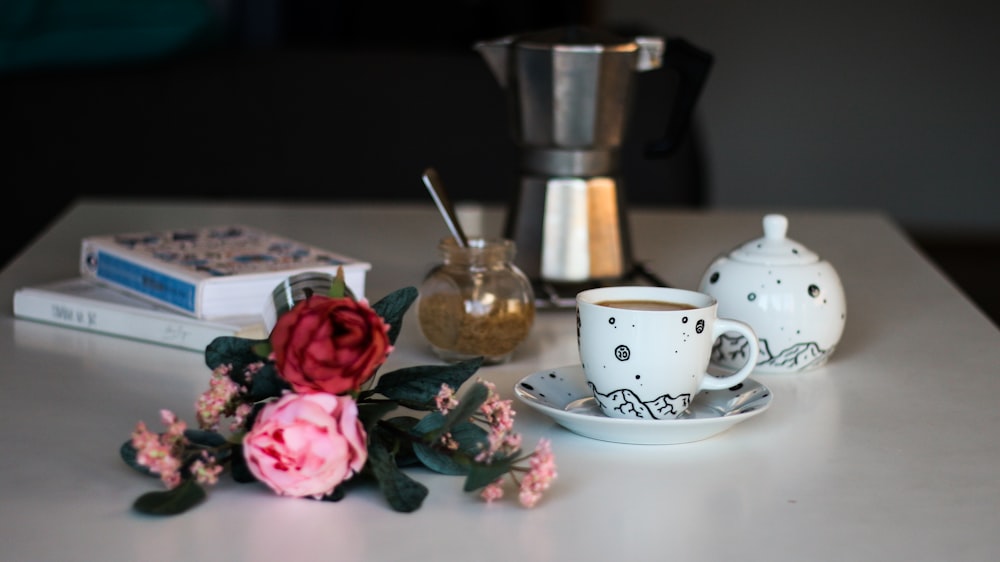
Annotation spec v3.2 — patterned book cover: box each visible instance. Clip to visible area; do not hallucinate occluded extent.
[80,225,370,318]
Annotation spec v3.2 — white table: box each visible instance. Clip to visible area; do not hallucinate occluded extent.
[2,200,998,561]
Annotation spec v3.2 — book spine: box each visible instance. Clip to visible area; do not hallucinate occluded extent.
[13,290,232,352]
[81,241,200,315]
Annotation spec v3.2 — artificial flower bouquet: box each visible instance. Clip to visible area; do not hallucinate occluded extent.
[120,271,556,515]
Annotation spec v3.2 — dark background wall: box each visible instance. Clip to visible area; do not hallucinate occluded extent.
[2,0,997,323]
[604,0,1000,236]
[2,0,701,260]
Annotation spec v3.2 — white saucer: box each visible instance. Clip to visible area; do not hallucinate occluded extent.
[514,364,772,445]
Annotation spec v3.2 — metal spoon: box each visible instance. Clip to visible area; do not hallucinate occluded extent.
[422,167,469,247]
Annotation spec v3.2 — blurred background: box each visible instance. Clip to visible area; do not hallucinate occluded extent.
[2,0,997,321]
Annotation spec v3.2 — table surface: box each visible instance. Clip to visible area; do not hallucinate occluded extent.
[2,199,998,562]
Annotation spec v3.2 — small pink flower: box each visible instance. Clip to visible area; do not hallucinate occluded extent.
[518,438,557,508]
[131,410,188,489]
[479,380,515,434]
[190,452,224,486]
[196,364,243,430]
[480,479,505,503]
[242,392,367,499]
[473,379,521,463]
[439,432,460,451]
[231,403,253,432]
[435,384,459,414]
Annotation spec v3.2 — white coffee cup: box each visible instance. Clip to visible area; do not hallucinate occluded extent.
[576,286,760,420]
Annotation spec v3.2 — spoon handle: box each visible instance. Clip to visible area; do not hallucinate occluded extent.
[422,167,469,247]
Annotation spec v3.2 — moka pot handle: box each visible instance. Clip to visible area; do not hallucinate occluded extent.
[644,38,714,158]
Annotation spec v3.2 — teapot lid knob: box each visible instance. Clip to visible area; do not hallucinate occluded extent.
[763,214,788,240]
[727,213,820,265]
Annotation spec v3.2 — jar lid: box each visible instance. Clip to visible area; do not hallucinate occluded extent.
[728,214,820,265]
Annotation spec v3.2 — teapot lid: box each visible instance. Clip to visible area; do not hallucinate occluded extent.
[728,214,820,265]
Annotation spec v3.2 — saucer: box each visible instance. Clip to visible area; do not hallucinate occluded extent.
[514,365,772,445]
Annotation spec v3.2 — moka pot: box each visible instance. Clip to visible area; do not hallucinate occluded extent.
[475,26,712,285]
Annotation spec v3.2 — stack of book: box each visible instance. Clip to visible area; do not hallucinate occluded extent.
[13,225,371,352]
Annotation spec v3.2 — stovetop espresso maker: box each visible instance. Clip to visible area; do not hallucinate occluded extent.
[475,26,712,302]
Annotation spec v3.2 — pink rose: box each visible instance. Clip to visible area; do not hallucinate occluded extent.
[243,392,367,498]
[271,295,391,395]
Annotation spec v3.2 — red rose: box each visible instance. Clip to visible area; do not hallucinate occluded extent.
[271,295,391,395]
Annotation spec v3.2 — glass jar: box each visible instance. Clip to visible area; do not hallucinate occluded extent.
[417,237,535,364]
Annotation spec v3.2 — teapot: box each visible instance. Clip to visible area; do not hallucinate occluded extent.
[698,214,847,373]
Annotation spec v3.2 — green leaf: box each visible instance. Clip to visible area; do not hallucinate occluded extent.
[410,410,489,469]
[367,433,428,512]
[371,287,418,345]
[119,440,155,477]
[446,419,490,459]
[435,381,489,439]
[367,358,483,407]
[320,485,346,502]
[412,410,446,433]
[230,445,256,483]
[380,415,421,433]
[328,267,348,298]
[205,336,269,371]
[245,362,290,401]
[132,479,207,516]
[357,401,400,432]
[413,441,469,475]
[251,340,273,358]
[411,419,487,476]
[183,429,228,448]
[375,417,420,466]
[464,459,516,492]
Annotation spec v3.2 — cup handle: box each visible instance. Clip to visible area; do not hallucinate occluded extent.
[699,318,760,390]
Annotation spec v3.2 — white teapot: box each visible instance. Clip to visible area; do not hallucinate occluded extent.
[698,214,846,373]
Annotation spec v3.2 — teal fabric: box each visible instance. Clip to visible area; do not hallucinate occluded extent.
[0,0,223,73]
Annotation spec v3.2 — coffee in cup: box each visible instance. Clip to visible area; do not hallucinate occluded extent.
[596,299,696,311]
[576,286,760,420]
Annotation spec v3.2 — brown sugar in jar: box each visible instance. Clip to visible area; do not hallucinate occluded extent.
[417,237,535,364]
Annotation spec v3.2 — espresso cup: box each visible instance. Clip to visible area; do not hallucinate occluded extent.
[576,286,760,420]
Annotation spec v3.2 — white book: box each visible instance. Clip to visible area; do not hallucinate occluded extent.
[13,278,267,353]
[79,224,370,319]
